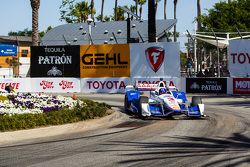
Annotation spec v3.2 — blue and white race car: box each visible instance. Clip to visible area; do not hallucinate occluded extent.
[124,80,205,119]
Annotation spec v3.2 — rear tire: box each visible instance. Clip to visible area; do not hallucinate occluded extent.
[191,96,202,106]
[137,96,148,119]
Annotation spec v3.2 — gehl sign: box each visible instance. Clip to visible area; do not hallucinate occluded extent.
[82,53,128,65]
[31,44,130,78]
[80,44,130,78]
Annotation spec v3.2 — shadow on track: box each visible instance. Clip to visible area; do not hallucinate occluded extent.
[95,133,250,166]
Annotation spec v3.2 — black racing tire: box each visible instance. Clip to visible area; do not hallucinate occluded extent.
[124,95,129,113]
[165,115,175,120]
[191,96,202,106]
[137,96,148,119]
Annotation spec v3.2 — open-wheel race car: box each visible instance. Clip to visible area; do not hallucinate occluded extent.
[124,80,205,119]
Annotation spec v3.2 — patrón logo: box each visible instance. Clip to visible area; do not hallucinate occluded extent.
[47,67,62,76]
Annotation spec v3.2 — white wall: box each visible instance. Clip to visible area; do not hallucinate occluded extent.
[0,68,13,78]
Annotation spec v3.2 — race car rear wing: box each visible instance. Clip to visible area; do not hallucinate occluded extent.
[125,83,158,92]
[136,83,158,91]
[125,81,178,92]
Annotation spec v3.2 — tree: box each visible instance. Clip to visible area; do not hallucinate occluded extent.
[39,26,52,38]
[164,0,167,19]
[115,7,126,21]
[138,0,146,19]
[129,5,136,13]
[124,5,136,14]
[8,27,51,38]
[135,0,138,16]
[148,0,156,42]
[125,5,137,18]
[197,0,201,31]
[200,0,250,32]
[180,51,187,72]
[114,0,118,21]
[8,28,32,36]
[90,0,94,20]
[100,0,105,21]
[5,58,22,77]
[60,0,75,23]
[173,0,178,42]
[195,0,250,76]
[96,15,111,22]
[155,0,162,15]
[60,0,93,23]
[30,0,40,46]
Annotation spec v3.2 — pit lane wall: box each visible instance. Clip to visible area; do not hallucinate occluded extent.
[1,77,249,95]
[185,77,249,95]
[0,78,80,93]
[0,77,181,93]
[1,42,249,94]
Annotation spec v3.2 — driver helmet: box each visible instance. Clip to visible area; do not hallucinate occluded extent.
[159,88,167,95]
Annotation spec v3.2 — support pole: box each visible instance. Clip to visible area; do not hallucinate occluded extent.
[194,23,198,74]
[112,32,118,44]
[186,30,197,75]
[137,31,144,43]
[127,14,131,43]
[212,29,220,77]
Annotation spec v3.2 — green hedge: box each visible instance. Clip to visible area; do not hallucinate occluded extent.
[0,99,112,132]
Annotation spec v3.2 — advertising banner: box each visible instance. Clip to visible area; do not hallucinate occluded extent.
[0,43,17,56]
[30,45,80,77]
[0,78,31,92]
[31,78,80,93]
[81,77,130,93]
[233,78,250,94]
[186,78,227,93]
[130,42,180,78]
[80,44,130,78]
[229,40,250,77]
[0,78,80,93]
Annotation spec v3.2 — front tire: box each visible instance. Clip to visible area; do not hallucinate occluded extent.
[124,95,129,113]
[191,96,202,106]
[137,96,148,119]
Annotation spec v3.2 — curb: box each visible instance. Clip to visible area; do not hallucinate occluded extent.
[0,110,123,146]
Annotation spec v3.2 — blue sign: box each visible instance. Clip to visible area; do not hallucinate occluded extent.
[0,43,17,56]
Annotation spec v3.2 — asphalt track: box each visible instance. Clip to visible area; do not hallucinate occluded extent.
[0,94,249,167]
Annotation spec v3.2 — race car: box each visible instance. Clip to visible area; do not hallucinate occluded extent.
[124,80,204,119]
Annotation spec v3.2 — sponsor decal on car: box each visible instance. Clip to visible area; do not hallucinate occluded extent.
[137,80,175,87]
